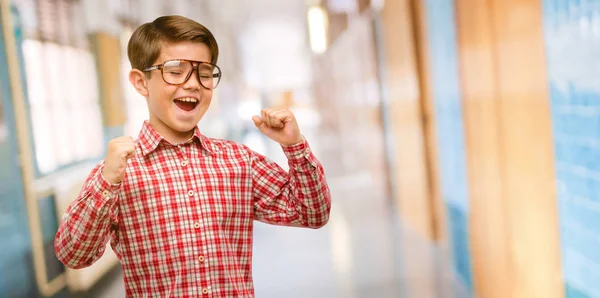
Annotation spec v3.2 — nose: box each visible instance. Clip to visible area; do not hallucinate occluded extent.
[182,68,201,90]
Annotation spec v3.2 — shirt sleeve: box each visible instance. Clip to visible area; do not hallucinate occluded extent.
[54,161,121,269]
[251,138,331,228]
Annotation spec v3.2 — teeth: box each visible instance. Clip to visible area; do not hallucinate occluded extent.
[176,97,198,103]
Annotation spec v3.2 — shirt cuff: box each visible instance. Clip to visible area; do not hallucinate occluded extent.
[88,165,122,207]
[281,137,312,164]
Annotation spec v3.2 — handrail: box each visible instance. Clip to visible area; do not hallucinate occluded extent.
[0,0,66,296]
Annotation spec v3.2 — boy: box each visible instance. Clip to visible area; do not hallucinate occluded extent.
[54,15,331,297]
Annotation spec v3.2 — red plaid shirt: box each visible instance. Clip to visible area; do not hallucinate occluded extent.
[55,121,331,297]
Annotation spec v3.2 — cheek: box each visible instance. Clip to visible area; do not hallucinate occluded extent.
[149,85,176,107]
[201,91,213,104]
[160,89,175,104]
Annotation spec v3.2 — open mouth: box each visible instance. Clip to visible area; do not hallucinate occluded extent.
[174,97,199,112]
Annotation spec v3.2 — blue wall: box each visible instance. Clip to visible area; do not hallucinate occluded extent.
[425,0,473,291]
[0,6,71,298]
[0,5,37,297]
[544,1,600,297]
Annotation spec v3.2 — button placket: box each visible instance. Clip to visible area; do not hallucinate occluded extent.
[176,144,189,166]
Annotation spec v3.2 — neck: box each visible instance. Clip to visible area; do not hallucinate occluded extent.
[149,118,195,145]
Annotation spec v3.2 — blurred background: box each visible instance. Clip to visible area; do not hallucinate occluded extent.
[0,0,594,297]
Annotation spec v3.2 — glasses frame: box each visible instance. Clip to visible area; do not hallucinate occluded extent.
[143,59,222,90]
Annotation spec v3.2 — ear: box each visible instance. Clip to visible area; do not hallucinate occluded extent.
[129,69,150,97]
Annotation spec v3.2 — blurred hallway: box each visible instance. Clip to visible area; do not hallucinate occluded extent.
[2,0,599,297]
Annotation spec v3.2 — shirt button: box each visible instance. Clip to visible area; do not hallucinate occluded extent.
[198,255,205,262]
[188,190,195,197]
[194,222,201,229]
[102,190,110,198]
[202,288,208,294]
[181,160,188,166]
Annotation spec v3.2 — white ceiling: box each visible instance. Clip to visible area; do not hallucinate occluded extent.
[206,0,309,29]
[205,0,314,92]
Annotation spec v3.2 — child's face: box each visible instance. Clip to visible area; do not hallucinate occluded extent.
[136,41,214,138]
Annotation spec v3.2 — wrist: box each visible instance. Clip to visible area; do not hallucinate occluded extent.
[101,168,120,185]
[281,136,304,147]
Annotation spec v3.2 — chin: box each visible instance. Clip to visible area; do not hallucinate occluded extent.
[169,119,200,132]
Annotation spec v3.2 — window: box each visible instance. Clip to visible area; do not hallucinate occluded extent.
[18,0,104,175]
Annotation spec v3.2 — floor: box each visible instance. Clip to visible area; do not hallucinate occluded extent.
[72,168,471,298]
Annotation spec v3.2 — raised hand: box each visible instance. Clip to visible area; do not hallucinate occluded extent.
[101,136,136,184]
[252,108,303,146]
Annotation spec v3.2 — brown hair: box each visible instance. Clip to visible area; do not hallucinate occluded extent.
[127,15,219,72]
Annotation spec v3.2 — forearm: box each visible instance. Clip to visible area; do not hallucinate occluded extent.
[253,139,331,228]
[283,140,331,227]
[54,165,120,268]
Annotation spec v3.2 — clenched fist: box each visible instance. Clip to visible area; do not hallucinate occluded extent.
[101,136,136,184]
[252,108,303,146]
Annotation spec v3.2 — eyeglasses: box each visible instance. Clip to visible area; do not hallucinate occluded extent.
[143,59,222,90]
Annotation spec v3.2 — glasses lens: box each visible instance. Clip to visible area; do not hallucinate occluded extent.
[197,63,221,90]
[162,60,192,84]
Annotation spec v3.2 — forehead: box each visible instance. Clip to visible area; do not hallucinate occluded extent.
[156,41,212,64]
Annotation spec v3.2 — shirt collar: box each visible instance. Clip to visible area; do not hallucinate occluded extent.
[137,121,215,156]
